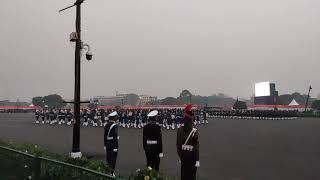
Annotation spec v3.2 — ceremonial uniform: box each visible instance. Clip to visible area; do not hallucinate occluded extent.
[158,111,164,127]
[82,109,89,126]
[104,111,119,174]
[40,110,45,124]
[35,110,40,123]
[170,113,176,130]
[176,110,183,128]
[123,111,129,128]
[128,111,134,127]
[99,109,106,127]
[177,104,200,180]
[143,110,163,171]
[53,110,58,121]
[118,111,124,127]
[66,110,73,126]
[58,110,65,124]
[45,110,50,123]
[49,110,56,124]
[90,109,98,127]
[202,110,208,124]
[141,111,148,127]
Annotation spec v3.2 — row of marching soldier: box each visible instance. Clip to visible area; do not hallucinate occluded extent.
[104,104,200,180]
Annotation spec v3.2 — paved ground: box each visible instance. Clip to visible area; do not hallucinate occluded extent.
[1,113,320,180]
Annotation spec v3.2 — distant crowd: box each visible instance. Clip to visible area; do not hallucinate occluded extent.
[208,110,298,120]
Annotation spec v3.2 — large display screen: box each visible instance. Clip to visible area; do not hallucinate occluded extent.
[255,82,271,97]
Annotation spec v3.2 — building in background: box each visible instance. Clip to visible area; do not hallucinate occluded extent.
[91,93,157,106]
[91,95,126,105]
[254,82,279,105]
[138,95,157,105]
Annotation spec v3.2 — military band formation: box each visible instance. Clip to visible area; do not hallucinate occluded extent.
[34,108,297,128]
[34,108,209,129]
[209,110,298,120]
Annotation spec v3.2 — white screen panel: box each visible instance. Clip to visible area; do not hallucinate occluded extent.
[255,82,271,97]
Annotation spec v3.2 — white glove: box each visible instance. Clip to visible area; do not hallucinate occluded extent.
[104,146,106,150]
[159,153,163,158]
[195,161,200,167]
[113,149,118,152]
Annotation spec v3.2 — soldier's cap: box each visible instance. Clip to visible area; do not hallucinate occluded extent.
[109,111,118,117]
[147,110,158,117]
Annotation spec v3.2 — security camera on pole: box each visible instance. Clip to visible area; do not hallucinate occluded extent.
[59,0,92,158]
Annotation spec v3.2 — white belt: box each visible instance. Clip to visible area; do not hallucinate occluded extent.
[182,145,194,151]
[107,136,120,140]
[147,140,158,145]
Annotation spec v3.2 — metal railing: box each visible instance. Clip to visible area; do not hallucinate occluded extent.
[0,146,118,180]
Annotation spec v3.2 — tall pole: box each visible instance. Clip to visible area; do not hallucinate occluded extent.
[71,0,83,158]
[305,85,312,112]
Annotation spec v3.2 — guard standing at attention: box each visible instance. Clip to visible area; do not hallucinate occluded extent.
[143,110,163,171]
[104,111,119,176]
[177,104,200,180]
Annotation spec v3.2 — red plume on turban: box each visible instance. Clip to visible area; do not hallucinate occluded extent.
[184,104,194,118]
[185,104,192,112]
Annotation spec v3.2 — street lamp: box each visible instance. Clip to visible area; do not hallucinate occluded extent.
[59,0,91,158]
[82,43,92,61]
[305,85,312,112]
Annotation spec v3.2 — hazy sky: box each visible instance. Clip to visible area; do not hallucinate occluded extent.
[1,0,319,101]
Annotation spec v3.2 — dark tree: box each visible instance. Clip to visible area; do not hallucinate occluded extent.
[161,97,182,105]
[123,94,139,105]
[88,103,97,109]
[32,96,44,107]
[311,100,320,110]
[278,92,316,105]
[233,100,247,110]
[42,94,64,109]
[178,89,193,103]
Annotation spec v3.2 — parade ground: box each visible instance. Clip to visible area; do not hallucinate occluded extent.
[0,113,320,180]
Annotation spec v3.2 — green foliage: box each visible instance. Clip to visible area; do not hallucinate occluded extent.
[124,94,139,105]
[0,139,114,179]
[88,103,98,109]
[128,168,173,180]
[311,100,320,110]
[161,97,182,105]
[191,94,236,106]
[157,92,237,106]
[233,100,247,110]
[32,96,44,107]
[43,94,64,109]
[178,90,193,104]
[0,141,175,180]
[32,94,65,109]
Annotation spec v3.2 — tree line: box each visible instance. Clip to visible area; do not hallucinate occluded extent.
[1,90,320,111]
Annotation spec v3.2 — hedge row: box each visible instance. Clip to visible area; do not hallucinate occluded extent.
[0,139,172,180]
